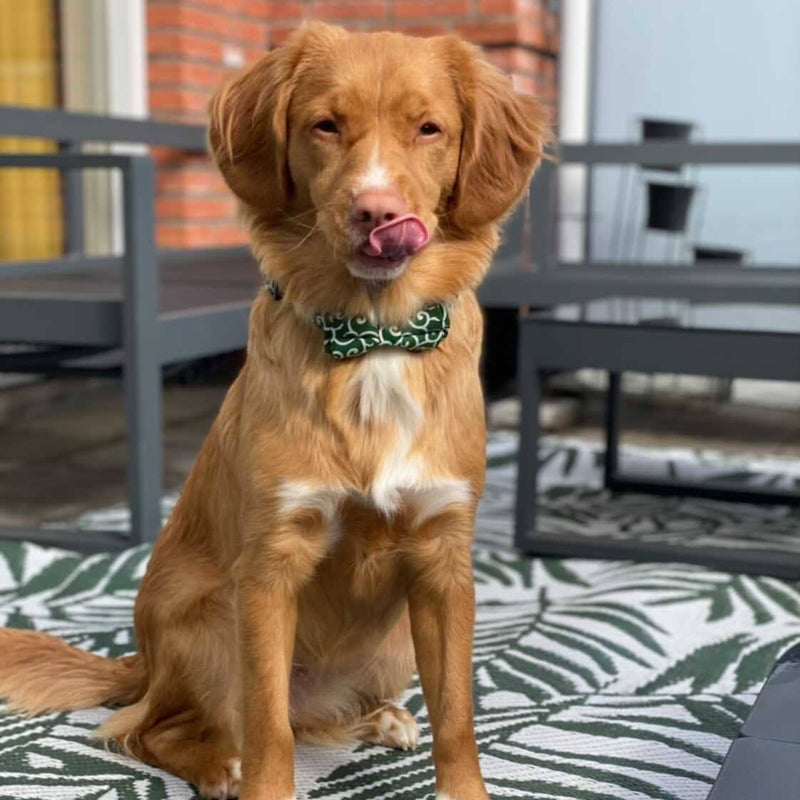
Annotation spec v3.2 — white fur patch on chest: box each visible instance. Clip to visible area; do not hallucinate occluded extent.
[350,349,421,431]
[279,354,472,533]
[349,352,473,520]
[350,350,423,514]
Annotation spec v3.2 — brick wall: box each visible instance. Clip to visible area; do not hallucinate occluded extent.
[148,0,559,248]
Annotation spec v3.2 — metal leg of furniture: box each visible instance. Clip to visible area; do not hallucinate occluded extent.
[604,372,622,489]
[123,157,163,546]
[602,369,800,507]
[514,324,542,549]
[58,140,84,256]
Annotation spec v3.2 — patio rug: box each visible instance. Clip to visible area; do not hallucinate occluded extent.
[0,433,799,800]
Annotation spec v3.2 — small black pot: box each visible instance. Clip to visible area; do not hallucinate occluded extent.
[647,182,695,232]
[641,118,694,141]
[640,118,694,171]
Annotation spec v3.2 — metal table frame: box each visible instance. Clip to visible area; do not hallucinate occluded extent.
[515,317,800,579]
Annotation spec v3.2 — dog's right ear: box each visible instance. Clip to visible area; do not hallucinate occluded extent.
[208,35,301,215]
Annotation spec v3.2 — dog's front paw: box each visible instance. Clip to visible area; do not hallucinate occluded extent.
[196,756,241,799]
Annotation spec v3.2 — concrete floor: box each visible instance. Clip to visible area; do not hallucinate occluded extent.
[2,374,800,527]
[0,378,228,527]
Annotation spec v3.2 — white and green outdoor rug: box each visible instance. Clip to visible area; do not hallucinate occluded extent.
[1,434,799,800]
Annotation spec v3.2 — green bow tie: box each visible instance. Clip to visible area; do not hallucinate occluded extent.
[264,279,450,360]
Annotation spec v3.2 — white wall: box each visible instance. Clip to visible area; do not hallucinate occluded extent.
[590,0,800,267]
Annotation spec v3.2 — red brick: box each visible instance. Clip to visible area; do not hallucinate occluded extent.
[394,0,468,19]
[311,1,388,21]
[148,5,232,36]
[398,23,450,37]
[157,167,228,195]
[263,1,306,19]
[269,26,298,45]
[478,0,516,13]
[150,88,213,115]
[243,0,269,14]
[149,32,224,62]
[149,61,223,88]
[456,20,516,43]
[157,197,237,220]
[186,0,244,10]
[157,223,248,248]
[231,19,267,45]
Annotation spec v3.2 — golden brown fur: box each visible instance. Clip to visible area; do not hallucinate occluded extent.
[0,23,545,800]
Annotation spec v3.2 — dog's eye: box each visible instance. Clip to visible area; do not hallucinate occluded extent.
[419,122,441,136]
[313,119,339,135]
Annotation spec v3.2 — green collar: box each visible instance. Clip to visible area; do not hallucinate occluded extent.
[263,279,450,360]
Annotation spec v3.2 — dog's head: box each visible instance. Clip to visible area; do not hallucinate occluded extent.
[209,23,546,312]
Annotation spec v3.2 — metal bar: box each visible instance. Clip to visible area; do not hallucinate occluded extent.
[559,141,800,166]
[0,526,131,554]
[0,345,107,371]
[582,0,601,262]
[0,153,133,169]
[122,157,163,546]
[479,265,800,306]
[606,475,800,507]
[0,254,123,279]
[514,322,542,548]
[604,372,621,488]
[158,246,251,265]
[530,159,556,270]
[516,534,800,580]
[516,319,800,381]
[59,141,84,255]
[0,105,206,151]
[0,297,120,345]
[0,248,252,280]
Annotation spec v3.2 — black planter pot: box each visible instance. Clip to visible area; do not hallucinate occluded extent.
[641,118,694,141]
[646,182,695,232]
[640,118,694,172]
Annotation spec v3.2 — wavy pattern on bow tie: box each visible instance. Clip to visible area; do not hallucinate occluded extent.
[314,303,450,360]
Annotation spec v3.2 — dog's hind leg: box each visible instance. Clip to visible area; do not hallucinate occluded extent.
[100,705,241,800]
[139,726,240,800]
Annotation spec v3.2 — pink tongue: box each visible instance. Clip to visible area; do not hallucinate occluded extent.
[363,214,429,259]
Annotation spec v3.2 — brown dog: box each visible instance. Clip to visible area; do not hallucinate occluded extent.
[0,22,545,800]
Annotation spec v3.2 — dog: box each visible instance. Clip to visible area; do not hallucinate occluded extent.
[0,22,545,800]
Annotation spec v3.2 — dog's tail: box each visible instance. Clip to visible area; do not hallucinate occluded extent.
[0,628,145,716]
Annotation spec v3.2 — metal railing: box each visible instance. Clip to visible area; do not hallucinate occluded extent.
[480,141,800,307]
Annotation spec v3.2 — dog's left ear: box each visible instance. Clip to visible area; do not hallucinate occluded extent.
[444,38,548,232]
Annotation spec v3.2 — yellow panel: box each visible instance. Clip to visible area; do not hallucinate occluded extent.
[0,0,63,261]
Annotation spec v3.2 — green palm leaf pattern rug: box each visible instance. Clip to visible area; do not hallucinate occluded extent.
[1,433,799,800]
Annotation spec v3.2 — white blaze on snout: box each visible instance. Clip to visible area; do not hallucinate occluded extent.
[358,144,390,191]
